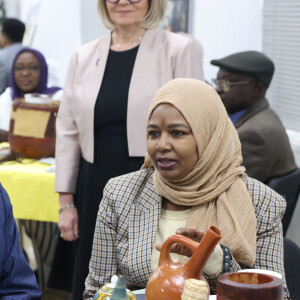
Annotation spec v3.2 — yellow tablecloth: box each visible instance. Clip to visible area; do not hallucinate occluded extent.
[0,159,59,222]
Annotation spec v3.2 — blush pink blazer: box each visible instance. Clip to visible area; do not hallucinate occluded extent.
[55,27,204,193]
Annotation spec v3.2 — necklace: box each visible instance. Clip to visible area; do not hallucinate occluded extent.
[112,31,144,50]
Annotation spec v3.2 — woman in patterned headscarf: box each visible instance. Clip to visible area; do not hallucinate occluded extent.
[84,78,289,299]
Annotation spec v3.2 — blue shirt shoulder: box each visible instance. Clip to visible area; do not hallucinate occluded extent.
[229,109,247,124]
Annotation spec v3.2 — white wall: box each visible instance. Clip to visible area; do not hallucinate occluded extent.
[19,0,82,87]
[80,0,108,45]
[3,0,20,17]
[191,0,264,83]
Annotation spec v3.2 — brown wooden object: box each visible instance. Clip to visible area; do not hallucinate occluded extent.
[8,100,59,158]
[217,272,283,300]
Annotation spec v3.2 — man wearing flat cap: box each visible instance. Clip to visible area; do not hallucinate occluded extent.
[211,51,296,183]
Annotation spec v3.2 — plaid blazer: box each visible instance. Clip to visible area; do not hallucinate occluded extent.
[84,168,289,299]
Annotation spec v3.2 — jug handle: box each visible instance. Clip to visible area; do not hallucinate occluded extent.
[158,234,198,266]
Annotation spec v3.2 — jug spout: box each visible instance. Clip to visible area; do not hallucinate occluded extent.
[185,226,222,278]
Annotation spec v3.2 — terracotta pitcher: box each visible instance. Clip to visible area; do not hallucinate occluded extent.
[145,226,222,300]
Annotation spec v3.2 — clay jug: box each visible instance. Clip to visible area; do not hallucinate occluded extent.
[145,225,222,300]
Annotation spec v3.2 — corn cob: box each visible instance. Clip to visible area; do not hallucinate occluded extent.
[181,278,209,300]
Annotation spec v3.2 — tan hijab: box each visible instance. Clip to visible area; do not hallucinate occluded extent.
[142,78,256,266]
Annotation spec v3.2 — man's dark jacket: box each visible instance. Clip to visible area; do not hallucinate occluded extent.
[235,99,297,183]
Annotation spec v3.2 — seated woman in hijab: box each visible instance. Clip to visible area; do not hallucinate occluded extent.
[0,47,62,142]
[84,79,289,299]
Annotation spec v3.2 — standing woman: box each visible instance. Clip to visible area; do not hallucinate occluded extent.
[50,0,204,298]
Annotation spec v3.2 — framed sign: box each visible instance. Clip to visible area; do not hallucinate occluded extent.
[159,0,190,33]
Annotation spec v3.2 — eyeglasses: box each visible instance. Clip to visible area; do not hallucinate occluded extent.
[211,79,250,92]
[106,0,141,3]
[14,65,40,73]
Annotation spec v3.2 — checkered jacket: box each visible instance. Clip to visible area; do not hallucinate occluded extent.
[84,168,289,299]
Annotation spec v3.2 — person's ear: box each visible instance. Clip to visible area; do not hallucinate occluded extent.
[251,81,264,99]
[0,34,8,48]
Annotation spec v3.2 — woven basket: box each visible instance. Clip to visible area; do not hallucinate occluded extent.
[8,99,59,158]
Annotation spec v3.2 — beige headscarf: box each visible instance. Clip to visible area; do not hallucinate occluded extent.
[142,78,256,266]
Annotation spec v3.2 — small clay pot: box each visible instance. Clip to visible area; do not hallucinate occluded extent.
[217,272,283,300]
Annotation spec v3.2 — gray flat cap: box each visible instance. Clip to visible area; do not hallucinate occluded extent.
[211,51,275,87]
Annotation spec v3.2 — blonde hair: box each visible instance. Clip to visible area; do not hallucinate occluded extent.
[97,0,167,30]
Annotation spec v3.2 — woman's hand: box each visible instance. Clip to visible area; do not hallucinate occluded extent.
[155,227,205,257]
[58,193,79,241]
